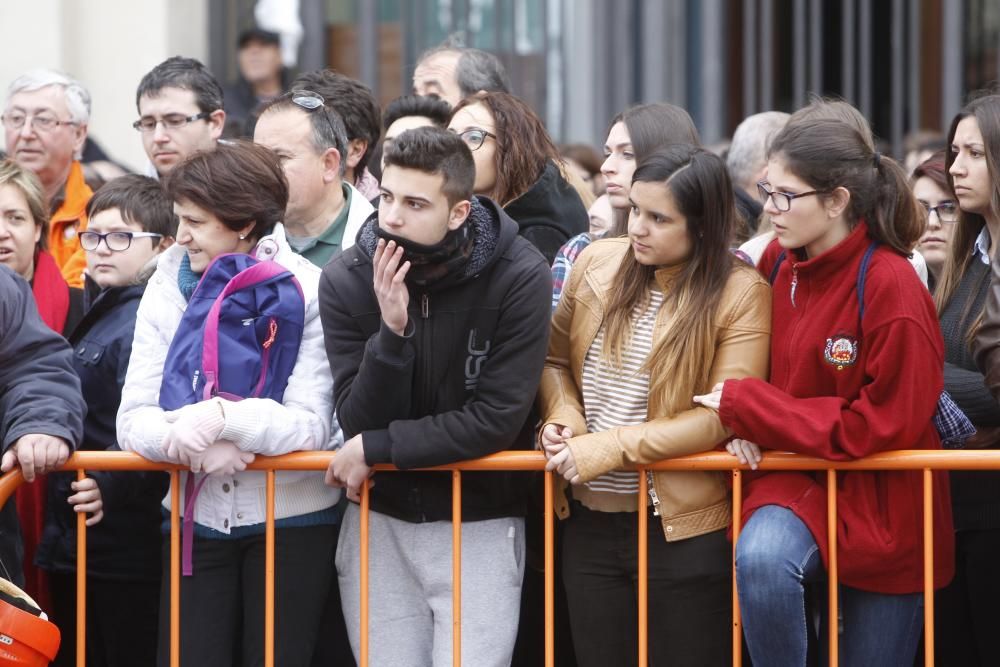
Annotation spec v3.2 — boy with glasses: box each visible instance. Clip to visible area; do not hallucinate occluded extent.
[134,57,226,176]
[37,175,175,666]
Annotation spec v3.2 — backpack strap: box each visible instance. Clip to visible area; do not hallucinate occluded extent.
[201,260,296,401]
[182,473,209,576]
[768,250,787,285]
[855,241,880,324]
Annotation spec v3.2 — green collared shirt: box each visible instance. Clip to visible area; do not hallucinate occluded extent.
[286,183,353,268]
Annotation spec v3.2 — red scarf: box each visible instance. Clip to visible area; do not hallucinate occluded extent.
[30,250,70,333]
[17,250,70,611]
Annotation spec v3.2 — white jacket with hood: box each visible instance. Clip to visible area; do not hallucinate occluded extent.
[117,224,340,533]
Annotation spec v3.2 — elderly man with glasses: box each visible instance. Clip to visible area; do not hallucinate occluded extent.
[134,56,226,177]
[2,69,93,288]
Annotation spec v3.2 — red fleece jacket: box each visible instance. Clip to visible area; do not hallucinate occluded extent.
[719,222,954,594]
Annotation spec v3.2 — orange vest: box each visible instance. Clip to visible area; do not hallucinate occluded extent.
[48,161,92,288]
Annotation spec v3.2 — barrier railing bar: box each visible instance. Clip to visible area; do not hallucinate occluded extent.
[732,469,742,667]
[452,470,462,667]
[637,469,648,667]
[360,479,370,667]
[265,469,276,667]
[827,469,838,667]
[13,448,1000,475]
[169,470,180,667]
[0,450,989,667]
[544,471,554,667]
[923,468,934,666]
[75,468,86,667]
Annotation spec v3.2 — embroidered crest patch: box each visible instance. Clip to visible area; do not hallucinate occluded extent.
[824,335,858,370]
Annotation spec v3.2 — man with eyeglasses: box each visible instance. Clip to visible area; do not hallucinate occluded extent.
[253,91,374,268]
[3,69,93,288]
[134,57,226,177]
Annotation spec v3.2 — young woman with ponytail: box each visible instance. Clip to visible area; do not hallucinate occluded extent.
[539,145,771,666]
[694,118,955,664]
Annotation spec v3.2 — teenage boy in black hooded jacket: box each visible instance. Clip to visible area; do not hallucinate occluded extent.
[320,126,550,666]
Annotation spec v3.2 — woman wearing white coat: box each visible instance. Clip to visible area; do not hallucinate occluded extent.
[117,141,338,667]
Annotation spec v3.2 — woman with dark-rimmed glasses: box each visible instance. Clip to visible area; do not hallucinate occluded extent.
[447,91,588,264]
[694,116,954,665]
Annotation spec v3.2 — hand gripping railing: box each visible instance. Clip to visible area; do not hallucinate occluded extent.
[0,448,990,666]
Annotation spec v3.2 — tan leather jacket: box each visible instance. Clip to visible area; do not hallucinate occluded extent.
[539,238,771,541]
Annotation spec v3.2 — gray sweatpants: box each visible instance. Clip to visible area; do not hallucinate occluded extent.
[337,503,525,666]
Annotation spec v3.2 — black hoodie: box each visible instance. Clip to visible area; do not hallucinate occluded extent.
[319,196,552,522]
[504,160,589,265]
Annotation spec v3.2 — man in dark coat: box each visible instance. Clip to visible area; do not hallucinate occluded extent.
[0,265,85,586]
[320,127,551,665]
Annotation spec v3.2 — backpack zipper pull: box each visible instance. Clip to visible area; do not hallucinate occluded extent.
[790,264,799,308]
[421,294,430,318]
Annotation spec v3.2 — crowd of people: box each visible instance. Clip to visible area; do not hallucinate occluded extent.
[0,26,998,667]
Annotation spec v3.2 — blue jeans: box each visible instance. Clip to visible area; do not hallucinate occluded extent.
[735,505,923,667]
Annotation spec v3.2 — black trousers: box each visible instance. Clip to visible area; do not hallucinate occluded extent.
[157,524,336,667]
[934,528,1000,667]
[309,513,355,667]
[49,572,159,667]
[562,501,732,667]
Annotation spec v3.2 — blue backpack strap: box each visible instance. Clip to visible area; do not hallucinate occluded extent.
[768,251,787,285]
[855,241,879,323]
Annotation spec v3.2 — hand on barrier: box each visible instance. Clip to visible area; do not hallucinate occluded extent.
[545,442,581,484]
[693,382,725,411]
[162,400,226,465]
[68,476,104,526]
[325,434,374,503]
[373,239,411,336]
[0,433,70,482]
[539,424,573,457]
[726,438,763,470]
[195,441,255,476]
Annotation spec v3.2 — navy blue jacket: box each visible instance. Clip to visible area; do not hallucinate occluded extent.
[0,266,84,586]
[36,280,168,582]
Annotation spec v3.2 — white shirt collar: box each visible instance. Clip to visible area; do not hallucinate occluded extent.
[974,226,991,265]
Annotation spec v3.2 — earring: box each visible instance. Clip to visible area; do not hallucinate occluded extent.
[239,234,246,240]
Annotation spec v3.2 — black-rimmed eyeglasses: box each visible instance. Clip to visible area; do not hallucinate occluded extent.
[453,128,497,152]
[919,201,959,223]
[757,181,829,212]
[132,112,211,133]
[80,231,163,252]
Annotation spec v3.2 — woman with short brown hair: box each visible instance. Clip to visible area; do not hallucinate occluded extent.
[118,140,339,666]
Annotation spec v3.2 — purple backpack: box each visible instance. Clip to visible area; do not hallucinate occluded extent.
[159,252,305,410]
[158,251,305,575]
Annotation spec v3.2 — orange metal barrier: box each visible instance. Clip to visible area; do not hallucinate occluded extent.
[0,448,992,666]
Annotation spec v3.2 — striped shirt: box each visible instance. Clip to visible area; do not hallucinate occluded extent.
[579,288,665,499]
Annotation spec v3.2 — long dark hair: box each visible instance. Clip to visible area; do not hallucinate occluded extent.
[606,103,701,236]
[767,118,923,256]
[602,145,736,412]
[936,95,1000,333]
